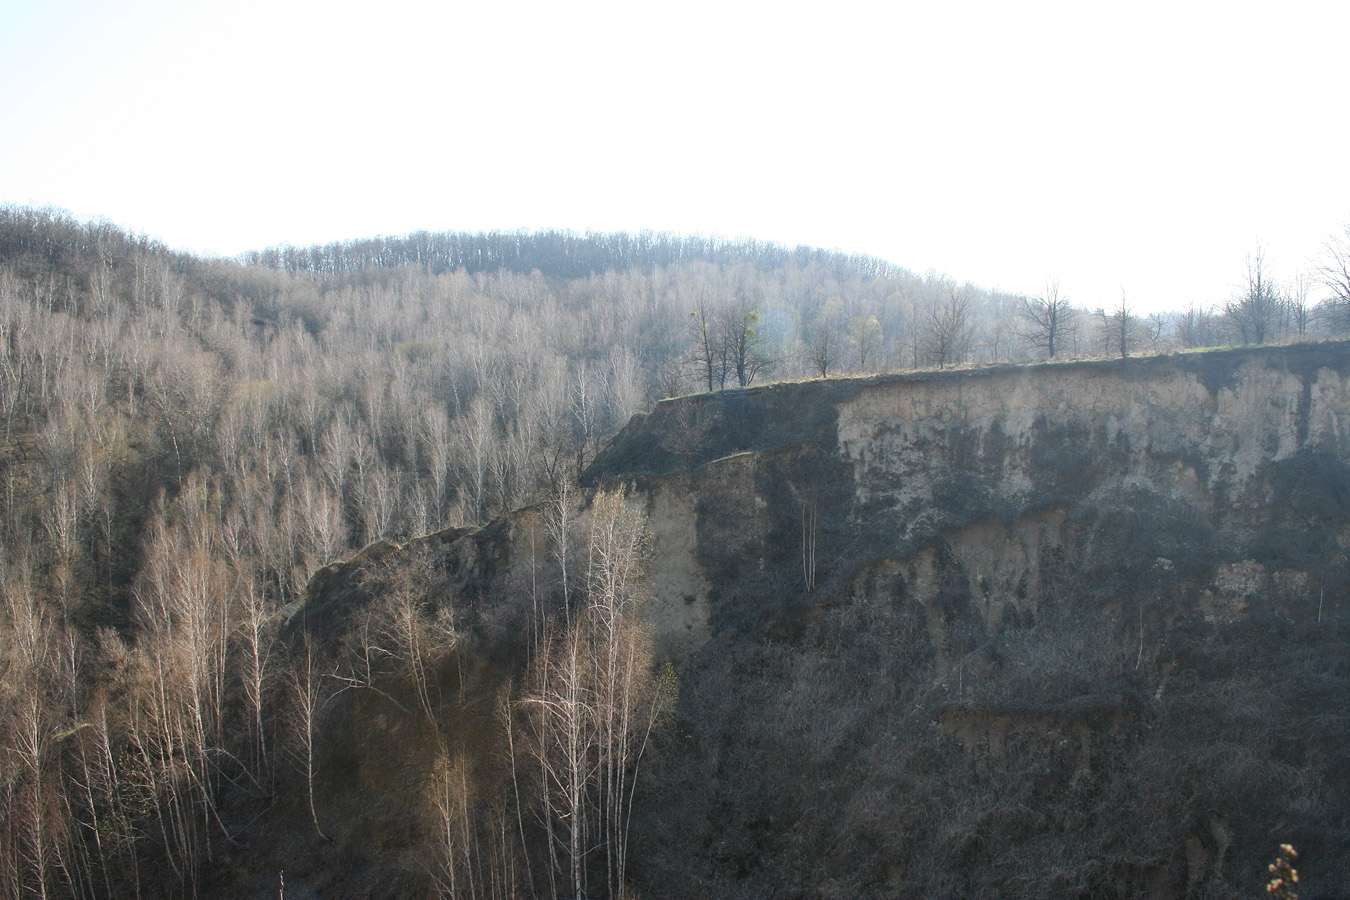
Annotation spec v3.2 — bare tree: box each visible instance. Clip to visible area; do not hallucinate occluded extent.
[1,576,74,900]
[455,395,495,523]
[544,477,577,640]
[922,288,973,369]
[719,294,770,388]
[517,490,669,900]
[847,314,883,372]
[0,269,32,442]
[1017,279,1076,358]
[805,321,841,378]
[1174,303,1218,348]
[653,357,688,400]
[421,405,453,527]
[686,292,724,392]
[519,620,592,899]
[661,401,717,471]
[1114,291,1133,358]
[606,346,645,429]
[234,575,275,782]
[361,580,459,723]
[427,746,480,899]
[801,495,819,592]
[1286,271,1313,339]
[287,635,330,842]
[1143,312,1167,350]
[1316,221,1350,334]
[296,471,346,568]
[318,408,356,503]
[1226,248,1281,344]
[364,464,404,542]
[570,362,604,479]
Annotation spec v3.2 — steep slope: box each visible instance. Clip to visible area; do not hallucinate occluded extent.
[283,343,1350,900]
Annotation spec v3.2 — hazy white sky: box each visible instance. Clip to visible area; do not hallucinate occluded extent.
[2,0,1347,313]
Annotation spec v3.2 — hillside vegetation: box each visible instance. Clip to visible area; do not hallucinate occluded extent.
[1,204,1348,900]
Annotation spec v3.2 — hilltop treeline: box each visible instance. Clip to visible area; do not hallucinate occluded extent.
[242,227,903,283]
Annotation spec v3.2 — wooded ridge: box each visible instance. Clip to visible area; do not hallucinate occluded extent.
[1,204,1348,899]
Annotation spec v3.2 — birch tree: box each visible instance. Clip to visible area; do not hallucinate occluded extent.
[518,490,670,899]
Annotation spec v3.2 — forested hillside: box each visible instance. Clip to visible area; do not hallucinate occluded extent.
[0,207,974,898]
[1,204,1348,900]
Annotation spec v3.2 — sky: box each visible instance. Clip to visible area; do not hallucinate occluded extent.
[2,0,1347,314]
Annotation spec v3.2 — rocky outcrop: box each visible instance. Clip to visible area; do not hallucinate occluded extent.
[294,342,1350,900]
[588,343,1349,660]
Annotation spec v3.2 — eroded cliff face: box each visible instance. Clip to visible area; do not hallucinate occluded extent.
[592,345,1348,663]
[288,343,1350,900]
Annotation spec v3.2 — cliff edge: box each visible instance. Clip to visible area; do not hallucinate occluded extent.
[281,343,1350,900]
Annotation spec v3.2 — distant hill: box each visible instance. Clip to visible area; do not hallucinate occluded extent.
[241,227,905,282]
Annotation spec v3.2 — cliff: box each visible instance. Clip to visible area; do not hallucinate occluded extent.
[277,343,1350,900]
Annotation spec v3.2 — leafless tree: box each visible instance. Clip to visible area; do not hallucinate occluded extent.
[606,346,645,429]
[848,314,883,372]
[295,471,346,568]
[720,294,771,388]
[1143,312,1167,350]
[1286,271,1313,338]
[801,495,819,592]
[1114,291,1133,358]
[653,357,688,400]
[287,635,330,842]
[427,746,480,899]
[922,288,974,369]
[570,362,604,478]
[1174,303,1217,348]
[661,401,717,471]
[547,477,576,630]
[686,292,723,392]
[363,580,458,723]
[1226,248,1281,345]
[805,321,841,378]
[1316,221,1350,333]
[318,406,357,503]
[517,490,669,900]
[1017,280,1077,358]
[422,405,453,527]
[1,575,75,900]
[234,575,275,782]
